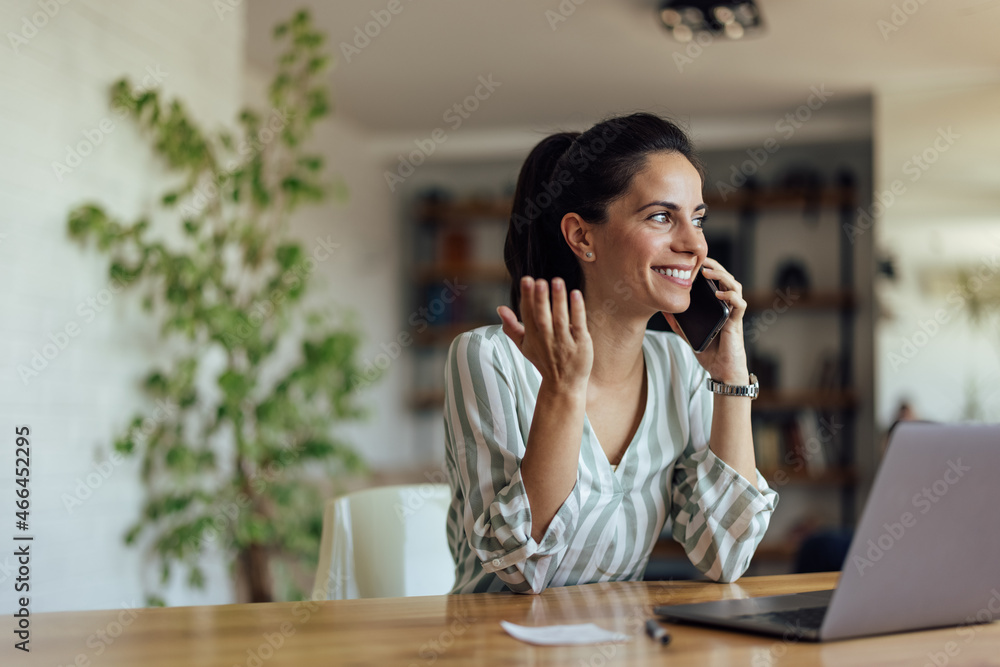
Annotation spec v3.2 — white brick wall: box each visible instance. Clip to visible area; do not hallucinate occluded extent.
[0,0,244,612]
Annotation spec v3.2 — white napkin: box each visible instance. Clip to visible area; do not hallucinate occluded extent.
[499,621,631,646]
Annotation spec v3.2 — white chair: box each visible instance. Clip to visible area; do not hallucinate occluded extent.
[312,483,456,600]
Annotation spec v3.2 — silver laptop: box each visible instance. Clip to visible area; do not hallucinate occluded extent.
[654,422,1000,641]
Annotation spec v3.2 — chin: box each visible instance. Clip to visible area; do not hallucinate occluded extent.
[657,296,691,315]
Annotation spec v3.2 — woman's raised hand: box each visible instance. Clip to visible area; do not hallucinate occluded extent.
[497,277,593,393]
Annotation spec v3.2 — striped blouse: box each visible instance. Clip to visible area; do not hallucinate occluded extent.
[443,324,779,594]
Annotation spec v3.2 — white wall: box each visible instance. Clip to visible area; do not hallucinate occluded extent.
[874,82,1000,430]
[0,0,244,612]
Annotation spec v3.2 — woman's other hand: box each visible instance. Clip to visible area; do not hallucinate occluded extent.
[497,276,593,393]
[664,257,750,385]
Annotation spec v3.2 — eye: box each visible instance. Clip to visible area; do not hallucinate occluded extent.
[649,212,671,224]
[694,214,707,229]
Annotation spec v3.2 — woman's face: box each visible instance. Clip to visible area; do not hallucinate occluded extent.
[588,150,708,317]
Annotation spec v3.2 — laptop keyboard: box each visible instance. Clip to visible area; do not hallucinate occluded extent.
[734,606,828,632]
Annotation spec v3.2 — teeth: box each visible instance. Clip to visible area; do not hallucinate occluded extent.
[655,267,692,280]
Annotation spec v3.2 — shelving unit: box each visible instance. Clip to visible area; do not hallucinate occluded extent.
[407,194,513,410]
[710,182,859,569]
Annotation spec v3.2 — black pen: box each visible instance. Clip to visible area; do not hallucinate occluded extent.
[645,618,671,645]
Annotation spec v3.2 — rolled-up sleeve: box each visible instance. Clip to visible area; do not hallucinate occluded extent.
[669,368,779,583]
[444,331,581,593]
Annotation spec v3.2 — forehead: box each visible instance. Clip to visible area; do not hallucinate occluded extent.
[622,151,703,204]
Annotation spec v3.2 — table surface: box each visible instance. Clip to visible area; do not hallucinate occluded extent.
[12,572,1000,666]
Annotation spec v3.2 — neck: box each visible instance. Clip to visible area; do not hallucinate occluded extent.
[585,302,648,388]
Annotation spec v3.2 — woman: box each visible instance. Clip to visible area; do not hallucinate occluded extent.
[443,112,778,594]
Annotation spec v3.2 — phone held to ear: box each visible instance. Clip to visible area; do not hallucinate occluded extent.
[672,269,730,353]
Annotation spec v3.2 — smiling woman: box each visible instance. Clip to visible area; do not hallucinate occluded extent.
[443,112,779,594]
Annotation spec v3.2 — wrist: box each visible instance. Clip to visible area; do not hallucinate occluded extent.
[538,378,588,404]
[713,372,750,385]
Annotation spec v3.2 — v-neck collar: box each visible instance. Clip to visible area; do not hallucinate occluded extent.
[583,338,652,477]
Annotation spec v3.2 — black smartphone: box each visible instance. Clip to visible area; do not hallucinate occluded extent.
[672,269,730,353]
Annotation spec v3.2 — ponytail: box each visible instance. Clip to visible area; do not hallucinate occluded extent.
[503,132,580,317]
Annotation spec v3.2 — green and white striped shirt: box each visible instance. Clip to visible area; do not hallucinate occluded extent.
[444,325,779,594]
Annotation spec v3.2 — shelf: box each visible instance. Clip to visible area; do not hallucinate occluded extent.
[415,262,509,284]
[754,389,857,412]
[417,198,512,224]
[651,537,800,562]
[704,186,856,212]
[758,466,856,486]
[745,289,854,312]
[414,321,494,346]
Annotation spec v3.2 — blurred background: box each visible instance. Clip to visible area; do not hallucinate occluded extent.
[1,0,998,612]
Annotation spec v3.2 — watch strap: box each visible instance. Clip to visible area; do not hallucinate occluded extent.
[706,373,759,399]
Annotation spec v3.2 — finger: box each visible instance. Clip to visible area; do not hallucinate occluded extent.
[497,306,525,347]
[519,276,536,334]
[701,262,742,297]
[715,289,747,317]
[568,289,591,341]
[533,278,553,337]
[550,278,571,343]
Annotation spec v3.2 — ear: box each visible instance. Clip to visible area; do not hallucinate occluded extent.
[560,212,595,262]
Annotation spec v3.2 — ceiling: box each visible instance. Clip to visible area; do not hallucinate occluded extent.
[246,0,1000,139]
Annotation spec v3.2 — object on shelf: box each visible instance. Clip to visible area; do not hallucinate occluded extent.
[773,259,810,297]
[440,228,471,264]
[748,353,779,390]
[754,421,782,471]
[814,351,846,391]
[775,164,825,222]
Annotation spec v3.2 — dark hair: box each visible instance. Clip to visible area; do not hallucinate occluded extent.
[503,112,704,317]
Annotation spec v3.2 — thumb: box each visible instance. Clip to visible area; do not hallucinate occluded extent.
[497,306,525,348]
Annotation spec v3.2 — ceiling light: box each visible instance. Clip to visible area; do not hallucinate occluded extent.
[658,0,764,41]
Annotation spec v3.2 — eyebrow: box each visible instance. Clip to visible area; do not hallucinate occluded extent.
[634,201,707,214]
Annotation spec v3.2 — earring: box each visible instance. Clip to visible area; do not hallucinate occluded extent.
[586,252,593,258]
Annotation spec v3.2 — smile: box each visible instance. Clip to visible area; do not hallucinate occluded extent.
[652,266,694,283]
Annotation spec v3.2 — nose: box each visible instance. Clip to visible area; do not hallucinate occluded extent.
[671,217,707,257]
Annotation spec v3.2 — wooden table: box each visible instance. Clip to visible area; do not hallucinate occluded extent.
[13,572,1000,666]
